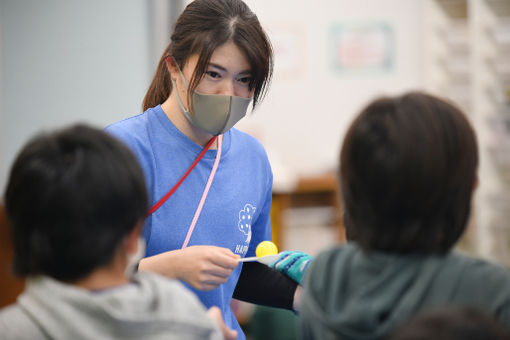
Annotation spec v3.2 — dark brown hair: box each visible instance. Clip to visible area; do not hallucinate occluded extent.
[142,0,273,111]
[339,91,478,254]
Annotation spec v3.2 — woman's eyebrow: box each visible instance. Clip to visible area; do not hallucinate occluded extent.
[208,62,251,75]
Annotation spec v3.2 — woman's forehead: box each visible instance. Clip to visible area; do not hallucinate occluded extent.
[186,41,252,74]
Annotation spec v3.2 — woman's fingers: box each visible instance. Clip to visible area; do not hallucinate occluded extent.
[197,274,230,291]
[209,251,240,269]
[176,245,242,290]
[204,266,233,279]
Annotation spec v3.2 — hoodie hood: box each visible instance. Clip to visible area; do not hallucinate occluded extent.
[17,273,221,340]
[300,243,469,340]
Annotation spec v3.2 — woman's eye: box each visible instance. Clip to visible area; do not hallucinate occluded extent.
[206,71,221,79]
[237,76,251,85]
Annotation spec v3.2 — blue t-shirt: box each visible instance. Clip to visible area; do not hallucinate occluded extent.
[106,105,273,339]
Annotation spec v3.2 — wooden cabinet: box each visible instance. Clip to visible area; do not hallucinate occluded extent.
[0,205,24,308]
[270,172,345,250]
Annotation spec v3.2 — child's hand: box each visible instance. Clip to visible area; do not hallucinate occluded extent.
[269,251,313,285]
[207,306,237,340]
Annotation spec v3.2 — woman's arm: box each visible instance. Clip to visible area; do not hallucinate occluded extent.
[138,245,240,291]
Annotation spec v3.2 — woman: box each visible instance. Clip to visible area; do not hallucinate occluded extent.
[106,1,301,338]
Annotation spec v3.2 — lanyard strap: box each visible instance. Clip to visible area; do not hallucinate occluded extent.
[182,135,222,248]
[146,136,218,216]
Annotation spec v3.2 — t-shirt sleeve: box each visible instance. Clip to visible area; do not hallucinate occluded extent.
[233,262,297,310]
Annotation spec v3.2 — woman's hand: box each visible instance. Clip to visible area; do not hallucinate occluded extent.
[139,245,240,291]
[177,246,241,290]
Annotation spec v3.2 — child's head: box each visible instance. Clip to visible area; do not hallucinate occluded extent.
[389,306,510,340]
[4,124,148,281]
[339,91,478,254]
[143,0,273,111]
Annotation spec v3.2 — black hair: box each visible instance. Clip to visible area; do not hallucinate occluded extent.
[389,306,510,340]
[4,124,148,281]
[339,91,478,254]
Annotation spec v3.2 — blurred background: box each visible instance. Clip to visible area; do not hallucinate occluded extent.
[1,0,509,338]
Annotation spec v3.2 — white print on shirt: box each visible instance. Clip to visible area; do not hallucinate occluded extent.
[238,204,256,244]
[235,244,249,255]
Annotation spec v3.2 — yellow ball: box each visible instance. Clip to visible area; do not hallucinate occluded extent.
[256,241,278,258]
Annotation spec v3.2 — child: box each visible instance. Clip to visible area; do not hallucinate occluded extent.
[299,92,510,339]
[0,124,234,339]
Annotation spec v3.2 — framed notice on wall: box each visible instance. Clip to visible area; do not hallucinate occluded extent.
[329,22,394,74]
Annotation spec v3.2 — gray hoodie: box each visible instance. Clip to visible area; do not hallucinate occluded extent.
[300,243,510,340]
[0,272,222,340]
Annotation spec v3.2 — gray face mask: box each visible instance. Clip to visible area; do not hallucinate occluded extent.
[125,237,146,277]
[171,68,252,136]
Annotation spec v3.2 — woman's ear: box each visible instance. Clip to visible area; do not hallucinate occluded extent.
[165,56,178,81]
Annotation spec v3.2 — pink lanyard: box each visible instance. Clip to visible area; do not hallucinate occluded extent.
[145,135,223,248]
[182,135,222,248]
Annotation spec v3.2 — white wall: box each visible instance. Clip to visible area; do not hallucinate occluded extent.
[237,0,426,187]
[0,0,151,194]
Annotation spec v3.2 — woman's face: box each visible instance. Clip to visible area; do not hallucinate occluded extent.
[175,41,254,100]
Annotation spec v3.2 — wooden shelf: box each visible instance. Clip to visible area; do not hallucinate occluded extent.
[425,0,510,265]
[271,172,345,249]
